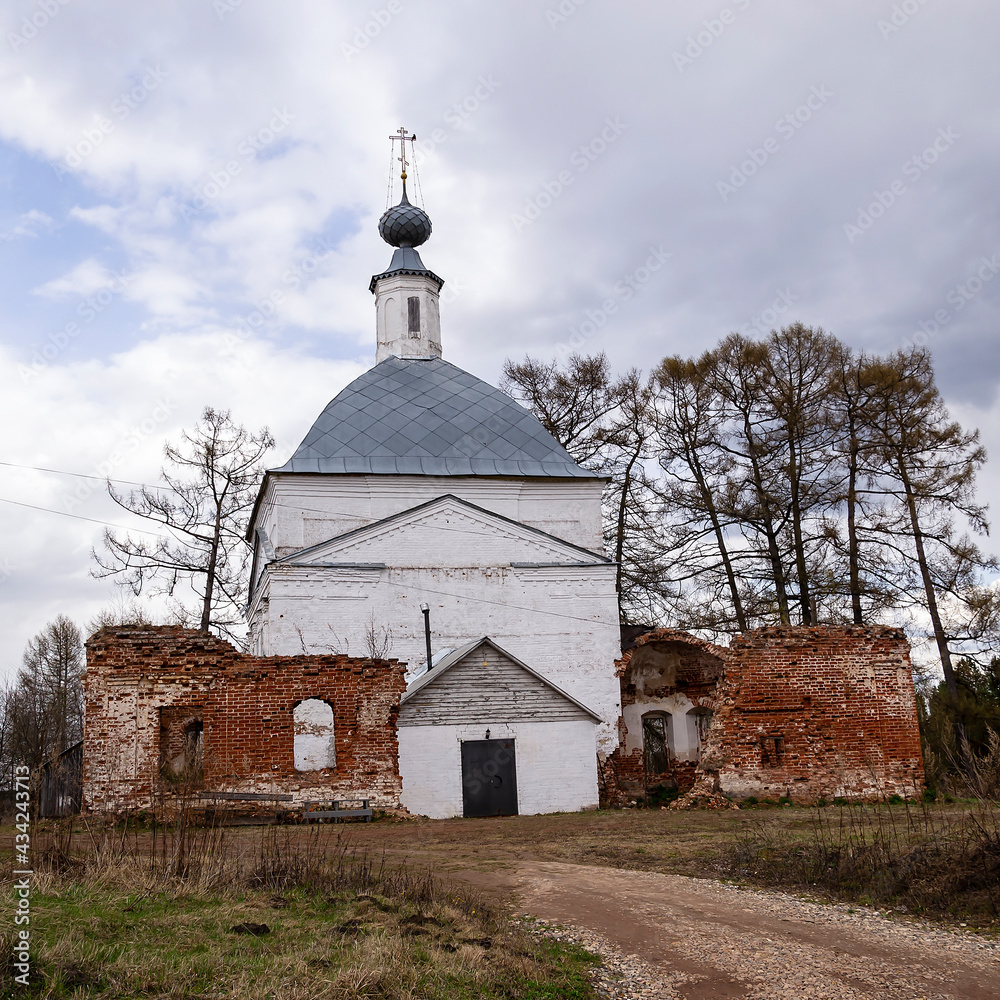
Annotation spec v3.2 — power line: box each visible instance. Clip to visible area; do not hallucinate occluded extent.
[1,459,611,558]
[381,578,616,630]
[2,458,595,544]
[0,496,169,538]
[0,460,148,489]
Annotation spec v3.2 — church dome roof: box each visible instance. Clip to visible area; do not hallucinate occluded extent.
[378,185,431,248]
[273,357,597,478]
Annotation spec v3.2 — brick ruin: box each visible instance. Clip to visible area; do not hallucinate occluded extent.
[84,623,926,814]
[83,627,406,811]
[603,625,925,805]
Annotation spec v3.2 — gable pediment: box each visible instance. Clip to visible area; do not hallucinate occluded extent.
[277,495,610,569]
[399,637,601,726]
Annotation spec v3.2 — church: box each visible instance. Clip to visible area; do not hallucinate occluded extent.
[242,153,623,818]
[79,143,926,819]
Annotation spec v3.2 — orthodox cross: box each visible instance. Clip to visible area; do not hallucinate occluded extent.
[390,126,416,180]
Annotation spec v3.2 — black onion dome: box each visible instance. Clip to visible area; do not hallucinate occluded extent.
[378,183,432,248]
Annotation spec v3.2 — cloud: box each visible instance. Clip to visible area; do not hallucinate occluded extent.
[0,332,365,673]
[0,209,52,242]
[32,258,119,300]
[0,0,998,670]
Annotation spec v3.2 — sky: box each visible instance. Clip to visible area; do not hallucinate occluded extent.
[1,0,998,675]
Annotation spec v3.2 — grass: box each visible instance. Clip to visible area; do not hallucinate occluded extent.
[6,796,998,995]
[723,798,1000,929]
[343,800,1000,931]
[2,819,599,999]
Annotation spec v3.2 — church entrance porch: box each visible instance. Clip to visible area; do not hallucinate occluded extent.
[461,738,518,817]
[398,638,602,819]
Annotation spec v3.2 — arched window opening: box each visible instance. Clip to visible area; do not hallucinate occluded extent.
[158,708,205,785]
[184,720,204,780]
[686,707,713,760]
[642,712,672,775]
[294,699,336,771]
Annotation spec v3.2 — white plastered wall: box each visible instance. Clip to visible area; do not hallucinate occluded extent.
[397,719,598,819]
[621,692,706,762]
[256,475,606,557]
[260,562,622,754]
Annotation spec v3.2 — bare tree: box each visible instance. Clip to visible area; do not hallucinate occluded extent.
[653,354,749,632]
[92,407,274,639]
[758,324,842,623]
[501,353,621,464]
[502,330,994,651]
[503,354,663,620]
[364,612,394,659]
[862,349,995,695]
[8,616,84,770]
[708,335,795,623]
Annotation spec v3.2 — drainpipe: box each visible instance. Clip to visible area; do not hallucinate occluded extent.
[420,603,433,672]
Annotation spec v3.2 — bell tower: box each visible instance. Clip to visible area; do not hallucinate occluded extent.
[370,128,444,363]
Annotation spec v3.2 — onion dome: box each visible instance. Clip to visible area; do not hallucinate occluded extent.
[378,180,432,248]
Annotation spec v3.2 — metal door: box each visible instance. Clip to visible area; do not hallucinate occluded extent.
[461,739,518,817]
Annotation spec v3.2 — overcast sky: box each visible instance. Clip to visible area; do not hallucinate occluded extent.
[1,1,998,674]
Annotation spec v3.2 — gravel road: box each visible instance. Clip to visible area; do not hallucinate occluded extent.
[495,862,998,1000]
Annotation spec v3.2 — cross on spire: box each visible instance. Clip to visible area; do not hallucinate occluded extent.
[391,126,416,180]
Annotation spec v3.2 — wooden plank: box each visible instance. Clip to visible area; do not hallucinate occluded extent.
[304,808,372,819]
[400,646,593,726]
[198,791,294,802]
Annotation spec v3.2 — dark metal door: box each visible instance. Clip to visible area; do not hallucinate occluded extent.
[461,739,517,817]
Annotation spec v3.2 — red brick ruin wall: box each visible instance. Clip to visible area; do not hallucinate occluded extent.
[83,627,406,811]
[603,625,925,805]
[708,626,925,802]
[604,631,725,803]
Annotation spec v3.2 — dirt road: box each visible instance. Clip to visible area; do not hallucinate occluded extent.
[347,812,998,998]
[478,861,998,1000]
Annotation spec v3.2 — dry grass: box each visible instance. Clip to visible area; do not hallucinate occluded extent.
[724,799,1000,928]
[2,817,598,999]
[344,800,1000,931]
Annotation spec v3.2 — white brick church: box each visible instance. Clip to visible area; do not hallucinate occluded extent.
[246,156,622,818]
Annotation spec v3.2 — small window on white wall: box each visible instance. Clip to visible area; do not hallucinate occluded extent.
[293,699,336,771]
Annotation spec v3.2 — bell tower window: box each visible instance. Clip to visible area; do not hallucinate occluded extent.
[407,296,421,336]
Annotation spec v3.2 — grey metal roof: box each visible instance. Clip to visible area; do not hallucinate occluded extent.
[274,357,597,478]
[368,245,443,293]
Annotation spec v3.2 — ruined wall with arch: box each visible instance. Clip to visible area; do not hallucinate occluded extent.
[602,625,924,805]
[83,626,405,811]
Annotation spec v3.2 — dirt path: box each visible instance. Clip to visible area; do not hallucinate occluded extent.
[446,861,999,1000]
